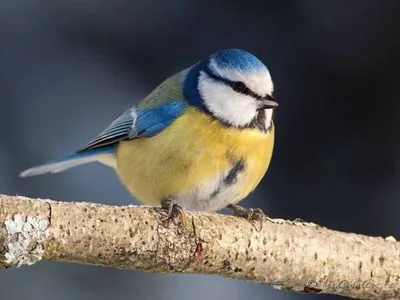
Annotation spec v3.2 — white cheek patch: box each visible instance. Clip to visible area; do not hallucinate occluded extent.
[209,59,274,97]
[198,71,258,127]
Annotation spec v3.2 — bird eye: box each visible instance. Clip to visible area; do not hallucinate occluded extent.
[233,81,247,93]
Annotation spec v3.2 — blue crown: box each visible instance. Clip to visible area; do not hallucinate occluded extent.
[211,49,268,72]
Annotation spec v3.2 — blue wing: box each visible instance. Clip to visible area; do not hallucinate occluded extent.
[79,101,186,151]
[20,101,187,177]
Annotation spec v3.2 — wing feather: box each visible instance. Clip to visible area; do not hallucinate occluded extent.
[79,101,186,152]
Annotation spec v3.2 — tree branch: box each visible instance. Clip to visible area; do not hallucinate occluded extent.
[0,194,399,299]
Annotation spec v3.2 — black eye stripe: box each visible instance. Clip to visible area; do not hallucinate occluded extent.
[231,81,262,100]
[203,65,264,100]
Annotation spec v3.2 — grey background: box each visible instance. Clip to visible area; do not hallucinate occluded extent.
[1,1,399,299]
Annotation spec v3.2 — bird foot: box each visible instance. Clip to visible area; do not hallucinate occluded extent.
[227,204,265,230]
[160,198,185,226]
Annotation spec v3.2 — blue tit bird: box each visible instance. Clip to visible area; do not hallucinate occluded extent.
[20,49,278,220]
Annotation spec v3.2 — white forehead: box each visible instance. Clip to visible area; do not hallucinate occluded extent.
[209,58,274,97]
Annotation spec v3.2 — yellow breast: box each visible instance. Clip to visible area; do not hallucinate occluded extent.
[115,106,274,210]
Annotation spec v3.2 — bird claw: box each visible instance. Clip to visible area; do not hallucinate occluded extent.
[160,199,185,226]
[247,208,265,222]
[227,204,265,231]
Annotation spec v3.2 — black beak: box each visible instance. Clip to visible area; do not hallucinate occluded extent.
[257,95,278,110]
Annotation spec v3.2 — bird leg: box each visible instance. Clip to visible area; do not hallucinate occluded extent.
[227,204,265,230]
[160,198,185,224]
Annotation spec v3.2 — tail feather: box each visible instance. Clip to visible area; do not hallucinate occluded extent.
[20,146,115,177]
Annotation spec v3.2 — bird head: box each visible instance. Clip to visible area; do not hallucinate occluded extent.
[182,49,277,131]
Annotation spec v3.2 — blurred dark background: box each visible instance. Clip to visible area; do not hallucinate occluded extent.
[1,0,399,299]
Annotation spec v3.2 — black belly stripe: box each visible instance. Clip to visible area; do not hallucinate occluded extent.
[223,159,245,185]
[210,189,220,198]
[209,159,246,199]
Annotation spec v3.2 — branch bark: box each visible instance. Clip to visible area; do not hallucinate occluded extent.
[0,194,399,299]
